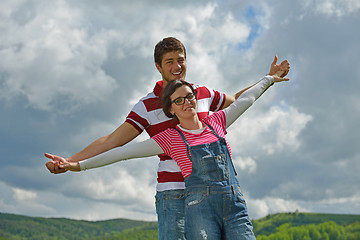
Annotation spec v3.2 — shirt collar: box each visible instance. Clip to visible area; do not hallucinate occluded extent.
[153,80,164,97]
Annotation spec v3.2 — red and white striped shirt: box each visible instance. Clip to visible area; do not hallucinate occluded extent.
[125,80,226,191]
[152,111,231,178]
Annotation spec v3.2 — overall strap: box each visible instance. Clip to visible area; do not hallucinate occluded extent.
[203,122,223,140]
[204,122,237,177]
[174,128,192,161]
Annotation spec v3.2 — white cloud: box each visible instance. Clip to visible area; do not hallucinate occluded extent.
[52,158,159,219]
[248,193,360,219]
[70,120,122,149]
[0,0,117,111]
[260,103,313,154]
[80,169,155,207]
[134,2,251,88]
[13,188,37,202]
[247,196,305,219]
[312,0,360,17]
[0,181,55,217]
[186,9,250,88]
[0,1,252,113]
[227,102,313,156]
[0,180,157,221]
[1,0,360,222]
[233,156,257,174]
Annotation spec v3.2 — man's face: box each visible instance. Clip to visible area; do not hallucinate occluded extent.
[156,51,186,84]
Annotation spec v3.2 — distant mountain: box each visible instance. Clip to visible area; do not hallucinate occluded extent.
[1,212,359,239]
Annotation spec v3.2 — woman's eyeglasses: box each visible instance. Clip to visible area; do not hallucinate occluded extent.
[171,93,196,105]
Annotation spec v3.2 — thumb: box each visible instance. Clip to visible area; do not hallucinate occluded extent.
[271,55,278,66]
[44,153,54,160]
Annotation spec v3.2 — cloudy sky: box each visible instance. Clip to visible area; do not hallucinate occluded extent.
[1,0,359,222]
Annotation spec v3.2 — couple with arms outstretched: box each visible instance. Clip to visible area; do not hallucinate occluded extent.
[46,37,290,239]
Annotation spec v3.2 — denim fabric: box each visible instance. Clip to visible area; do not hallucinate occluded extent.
[185,185,255,240]
[176,123,256,240]
[155,189,185,240]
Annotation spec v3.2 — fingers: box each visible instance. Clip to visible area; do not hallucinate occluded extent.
[45,153,65,163]
[54,168,67,174]
[45,157,68,174]
[273,74,290,82]
[280,69,289,78]
[280,60,290,70]
[277,77,290,82]
[44,153,54,160]
[279,60,290,77]
[46,161,65,174]
[45,161,54,171]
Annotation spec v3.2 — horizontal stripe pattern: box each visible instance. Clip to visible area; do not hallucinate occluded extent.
[125,81,226,191]
[153,111,232,178]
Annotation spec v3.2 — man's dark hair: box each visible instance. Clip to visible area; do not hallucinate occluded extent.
[154,37,186,67]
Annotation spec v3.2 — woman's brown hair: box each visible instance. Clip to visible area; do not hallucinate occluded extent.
[161,80,196,119]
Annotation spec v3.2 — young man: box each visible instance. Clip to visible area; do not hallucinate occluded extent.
[46,37,289,240]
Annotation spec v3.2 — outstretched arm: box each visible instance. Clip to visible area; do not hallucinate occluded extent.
[221,56,290,109]
[48,138,164,172]
[224,73,289,128]
[45,122,141,174]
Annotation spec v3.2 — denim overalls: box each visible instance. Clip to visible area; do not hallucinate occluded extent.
[175,122,256,240]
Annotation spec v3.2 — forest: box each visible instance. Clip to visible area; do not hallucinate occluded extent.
[1,212,359,239]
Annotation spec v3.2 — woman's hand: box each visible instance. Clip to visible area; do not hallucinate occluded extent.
[268,56,290,78]
[272,70,290,83]
[45,153,68,174]
[59,161,81,172]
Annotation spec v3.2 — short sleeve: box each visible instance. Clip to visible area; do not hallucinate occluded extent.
[125,101,150,133]
[152,129,174,157]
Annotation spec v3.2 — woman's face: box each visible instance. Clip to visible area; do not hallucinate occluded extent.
[169,85,197,120]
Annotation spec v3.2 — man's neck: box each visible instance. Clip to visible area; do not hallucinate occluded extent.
[161,78,169,88]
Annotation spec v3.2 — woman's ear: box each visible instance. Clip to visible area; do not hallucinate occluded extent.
[169,105,174,115]
[170,108,177,118]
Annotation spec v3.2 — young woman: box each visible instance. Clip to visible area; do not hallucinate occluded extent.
[53,72,289,239]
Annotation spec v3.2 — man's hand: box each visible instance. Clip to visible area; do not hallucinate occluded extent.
[268,56,290,78]
[45,153,68,174]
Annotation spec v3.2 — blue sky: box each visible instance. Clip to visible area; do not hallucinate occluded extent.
[0,0,359,221]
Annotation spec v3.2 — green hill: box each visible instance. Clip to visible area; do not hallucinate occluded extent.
[0,213,157,240]
[253,212,360,239]
[1,212,359,239]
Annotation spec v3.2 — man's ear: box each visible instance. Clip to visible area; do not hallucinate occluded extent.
[155,62,162,73]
